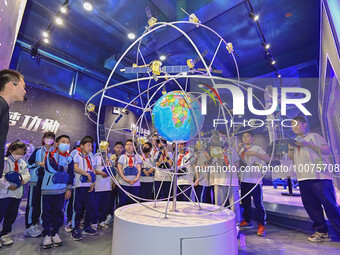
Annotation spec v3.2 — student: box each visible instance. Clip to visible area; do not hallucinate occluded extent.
[0,141,30,246]
[94,149,112,231]
[288,116,340,242]
[176,142,193,201]
[25,132,55,237]
[71,136,97,241]
[154,139,173,199]
[150,135,159,158]
[238,131,270,237]
[211,143,241,223]
[117,140,142,207]
[139,142,155,200]
[40,135,74,249]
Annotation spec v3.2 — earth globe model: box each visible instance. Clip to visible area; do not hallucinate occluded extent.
[152,90,204,142]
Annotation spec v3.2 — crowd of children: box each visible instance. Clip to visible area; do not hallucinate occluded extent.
[0,115,339,248]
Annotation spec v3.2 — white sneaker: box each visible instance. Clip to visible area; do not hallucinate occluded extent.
[1,235,14,246]
[34,224,43,232]
[17,209,25,215]
[64,222,73,233]
[25,225,41,237]
[99,222,109,231]
[308,232,331,243]
[42,235,52,249]
[104,214,113,225]
[91,224,98,231]
[51,234,63,247]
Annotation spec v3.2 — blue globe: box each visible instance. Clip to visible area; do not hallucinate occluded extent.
[152,91,204,142]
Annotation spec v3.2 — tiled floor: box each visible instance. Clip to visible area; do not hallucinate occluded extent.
[0,204,339,255]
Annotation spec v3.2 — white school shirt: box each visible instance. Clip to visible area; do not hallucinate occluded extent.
[117,153,142,187]
[72,149,95,188]
[211,147,240,186]
[195,152,211,187]
[0,156,31,199]
[293,132,333,181]
[139,154,155,183]
[177,151,193,186]
[94,154,112,192]
[238,145,266,184]
[153,151,173,182]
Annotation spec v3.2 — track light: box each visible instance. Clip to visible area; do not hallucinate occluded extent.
[271,59,276,65]
[42,31,49,38]
[60,6,67,14]
[159,55,166,61]
[249,12,259,21]
[83,1,93,11]
[43,38,49,44]
[55,17,63,25]
[275,72,281,78]
[262,42,270,50]
[127,32,136,40]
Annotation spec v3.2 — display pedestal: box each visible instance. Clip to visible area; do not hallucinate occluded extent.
[112,201,237,255]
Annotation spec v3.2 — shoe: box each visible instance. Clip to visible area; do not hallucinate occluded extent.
[71,230,82,241]
[34,224,43,232]
[42,235,52,249]
[83,226,98,236]
[17,209,25,215]
[308,232,331,243]
[64,222,73,233]
[91,223,98,231]
[52,233,63,247]
[239,220,253,229]
[99,222,109,231]
[104,214,113,225]
[257,224,266,237]
[1,235,13,246]
[25,225,41,237]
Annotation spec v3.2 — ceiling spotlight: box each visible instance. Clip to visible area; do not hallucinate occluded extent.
[159,55,166,61]
[60,6,67,14]
[275,72,281,78]
[83,1,93,11]
[42,31,49,38]
[249,12,259,21]
[43,38,49,44]
[55,17,63,25]
[271,59,276,65]
[262,42,270,50]
[127,32,136,40]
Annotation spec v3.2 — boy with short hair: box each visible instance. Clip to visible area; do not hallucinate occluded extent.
[238,131,270,237]
[117,140,142,207]
[288,116,340,242]
[41,135,74,248]
[139,142,155,200]
[71,136,97,241]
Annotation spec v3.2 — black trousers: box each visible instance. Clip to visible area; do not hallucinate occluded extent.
[139,182,153,200]
[95,191,111,223]
[299,179,340,234]
[41,194,64,237]
[25,179,42,228]
[118,185,139,207]
[177,185,191,201]
[241,182,266,225]
[154,181,171,199]
[72,187,96,230]
[195,185,214,204]
[0,198,21,237]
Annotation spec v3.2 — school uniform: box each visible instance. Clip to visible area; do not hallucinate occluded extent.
[293,132,340,234]
[194,152,213,204]
[0,156,30,238]
[154,151,173,199]
[211,147,241,223]
[94,154,112,224]
[177,151,193,201]
[238,145,266,225]
[139,153,154,200]
[117,153,142,207]
[25,146,54,229]
[71,149,96,231]
[41,149,74,237]
[110,153,121,213]
[65,149,79,224]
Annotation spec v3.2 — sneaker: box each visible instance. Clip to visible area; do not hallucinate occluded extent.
[64,222,73,233]
[104,214,113,225]
[308,232,331,243]
[52,233,63,247]
[1,235,13,246]
[99,222,109,231]
[71,229,82,241]
[91,223,98,231]
[34,224,43,232]
[83,226,98,236]
[239,220,253,229]
[42,235,52,249]
[25,225,41,237]
[257,224,266,237]
[17,209,25,215]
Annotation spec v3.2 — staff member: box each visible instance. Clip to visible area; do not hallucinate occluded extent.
[0,69,26,177]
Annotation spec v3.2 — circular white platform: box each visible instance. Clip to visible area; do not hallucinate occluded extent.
[112,201,237,255]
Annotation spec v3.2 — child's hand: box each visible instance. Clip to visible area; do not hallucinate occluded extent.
[246,151,257,157]
[112,182,116,189]
[86,173,92,182]
[39,162,45,168]
[8,185,18,191]
[101,172,108,178]
[143,169,149,176]
[65,190,71,199]
[89,183,95,192]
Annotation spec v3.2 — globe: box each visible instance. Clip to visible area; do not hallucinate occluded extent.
[152,91,204,142]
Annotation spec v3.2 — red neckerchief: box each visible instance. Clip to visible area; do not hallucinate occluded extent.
[142,154,150,161]
[77,148,92,171]
[177,151,189,167]
[126,153,134,167]
[51,148,70,158]
[14,161,19,173]
[241,145,253,159]
[224,155,229,167]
